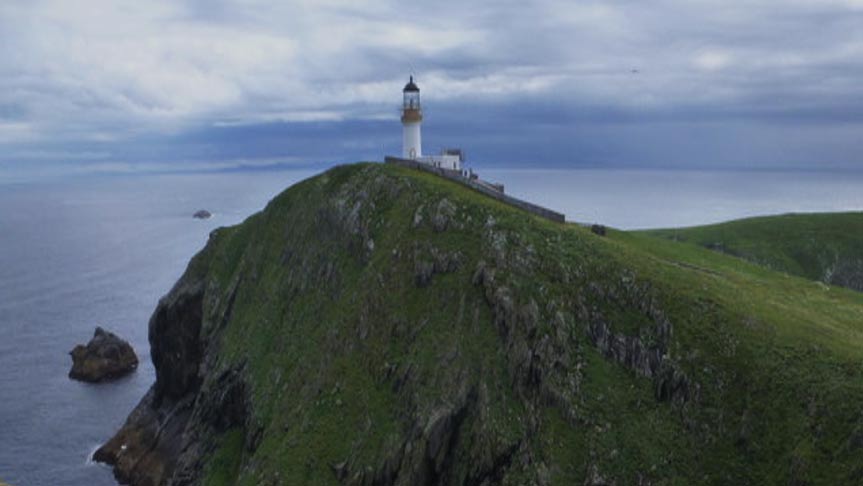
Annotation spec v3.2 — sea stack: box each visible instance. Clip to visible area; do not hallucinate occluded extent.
[69,327,138,383]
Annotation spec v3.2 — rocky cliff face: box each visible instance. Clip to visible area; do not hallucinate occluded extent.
[94,275,204,485]
[97,164,863,485]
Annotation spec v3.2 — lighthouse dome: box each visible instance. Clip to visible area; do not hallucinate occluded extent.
[403,76,419,93]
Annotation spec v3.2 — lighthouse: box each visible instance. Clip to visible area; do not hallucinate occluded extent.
[401,76,422,159]
[394,75,463,171]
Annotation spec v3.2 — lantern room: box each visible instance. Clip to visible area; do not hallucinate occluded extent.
[403,75,420,111]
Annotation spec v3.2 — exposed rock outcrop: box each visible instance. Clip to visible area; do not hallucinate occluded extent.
[192,210,212,219]
[413,243,463,287]
[431,198,456,232]
[68,327,138,382]
[825,259,863,292]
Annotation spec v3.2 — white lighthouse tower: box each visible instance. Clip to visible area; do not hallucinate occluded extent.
[401,76,422,159]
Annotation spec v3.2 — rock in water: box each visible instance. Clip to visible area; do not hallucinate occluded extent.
[193,209,212,219]
[69,327,139,382]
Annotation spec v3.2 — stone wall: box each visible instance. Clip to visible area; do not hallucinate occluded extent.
[385,157,566,223]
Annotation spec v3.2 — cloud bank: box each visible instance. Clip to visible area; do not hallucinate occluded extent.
[1,0,862,178]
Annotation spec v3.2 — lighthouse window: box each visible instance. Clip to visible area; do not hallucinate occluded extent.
[404,92,420,109]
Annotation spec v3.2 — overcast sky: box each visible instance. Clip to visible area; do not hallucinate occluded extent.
[1,0,862,179]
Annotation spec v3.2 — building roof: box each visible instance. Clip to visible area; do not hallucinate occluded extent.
[403,75,419,93]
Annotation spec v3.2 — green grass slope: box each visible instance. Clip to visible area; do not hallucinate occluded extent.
[120,163,863,485]
[643,212,863,291]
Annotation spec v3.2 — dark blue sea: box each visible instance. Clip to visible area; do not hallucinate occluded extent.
[0,171,313,485]
[1,166,862,485]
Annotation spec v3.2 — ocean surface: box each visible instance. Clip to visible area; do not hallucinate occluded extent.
[1,166,862,485]
[481,168,863,229]
[0,171,313,485]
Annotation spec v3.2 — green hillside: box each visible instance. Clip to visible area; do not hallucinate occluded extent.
[98,163,863,486]
[644,213,863,291]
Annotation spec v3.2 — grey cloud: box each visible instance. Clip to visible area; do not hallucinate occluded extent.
[1,0,861,177]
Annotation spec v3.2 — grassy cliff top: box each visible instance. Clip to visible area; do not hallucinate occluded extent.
[642,212,863,291]
[109,162,863,485]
